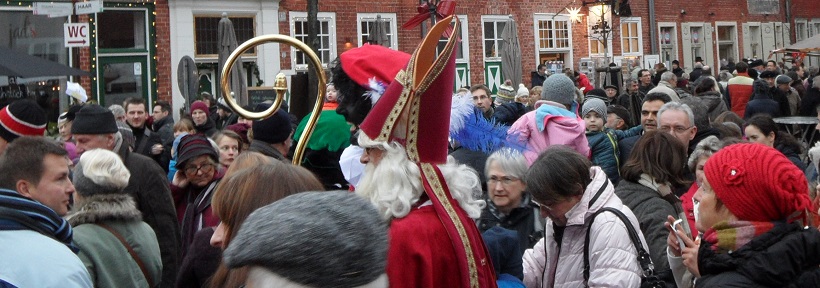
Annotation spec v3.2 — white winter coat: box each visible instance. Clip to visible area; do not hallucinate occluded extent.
[522,167,647,288]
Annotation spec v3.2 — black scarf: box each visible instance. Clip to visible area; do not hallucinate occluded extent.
[0,188,79,253]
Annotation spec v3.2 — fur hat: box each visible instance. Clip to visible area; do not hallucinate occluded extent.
[582,98,607,118]
[223,190,388,287]
[0,99,47,142]
[175,134,218,169]
[251,107,292,144]
[71,104,118,135]
[704,143,812,222]
[190,101,210,116]
[540,74,577,107]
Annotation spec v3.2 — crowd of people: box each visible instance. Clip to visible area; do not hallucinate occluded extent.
[1,14,820,288]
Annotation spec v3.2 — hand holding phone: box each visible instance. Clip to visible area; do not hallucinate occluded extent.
[673,219,686,248]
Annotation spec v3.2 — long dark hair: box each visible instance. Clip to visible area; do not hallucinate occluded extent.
[744,114,802,154]
[621,131,689,187]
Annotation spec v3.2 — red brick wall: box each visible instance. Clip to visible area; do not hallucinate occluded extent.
[274,0,819,89]
[155,0,171,102]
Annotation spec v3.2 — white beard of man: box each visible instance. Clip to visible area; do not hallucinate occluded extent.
[355,140,485,221]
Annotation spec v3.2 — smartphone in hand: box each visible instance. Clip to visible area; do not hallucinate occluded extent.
[673,219,686,248]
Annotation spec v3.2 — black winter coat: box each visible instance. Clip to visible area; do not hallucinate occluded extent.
[476,198,543,254]
[117,143,182,288]
[696,222,820,287]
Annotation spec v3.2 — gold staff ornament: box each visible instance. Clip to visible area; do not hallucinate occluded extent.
[220,34,327,166]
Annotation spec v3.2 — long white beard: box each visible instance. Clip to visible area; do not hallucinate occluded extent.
[355,145,423,220]
[355,146,485,221]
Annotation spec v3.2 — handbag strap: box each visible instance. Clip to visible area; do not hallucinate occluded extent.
[96,223,154,287]
[583,207,656,284]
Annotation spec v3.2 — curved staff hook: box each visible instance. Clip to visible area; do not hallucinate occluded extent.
[220,34,327,166]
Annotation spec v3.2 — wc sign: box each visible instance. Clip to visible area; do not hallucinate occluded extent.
[64,23,90,48]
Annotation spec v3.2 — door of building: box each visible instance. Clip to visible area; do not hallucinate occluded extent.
[98,56,149,107]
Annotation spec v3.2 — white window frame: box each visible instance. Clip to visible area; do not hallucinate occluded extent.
[355,13,398,49]
[658,22,678,67]
[715,22,739,63]
[795,19,808,42]
[620,17,642,56]
[481,15,508,61]
[811,19,820,38]
[289,11,337,70]
[587,4,613,57]
[532,13,573,73]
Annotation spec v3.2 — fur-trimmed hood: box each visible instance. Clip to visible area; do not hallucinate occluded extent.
[66,194,142,226]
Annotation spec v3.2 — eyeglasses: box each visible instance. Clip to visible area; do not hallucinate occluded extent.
[184,162,215,174]
[659,125,694,134]
[532,199,557,212]
[487,176,520,186]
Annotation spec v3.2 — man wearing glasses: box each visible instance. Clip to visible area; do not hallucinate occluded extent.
[71,104,181,287]
[657,102,698,150]
[638,69,656,96]
[470,84,494,119]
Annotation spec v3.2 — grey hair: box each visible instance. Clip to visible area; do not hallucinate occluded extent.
[694,62,703,69]
[814,75,820,89]
[484,148,528,183]
[108,104,125,118]
[719,71,733,82]
[660,71,677,83]
[657,101,695,128]
[77,149,131,191]
[687,136,723,171]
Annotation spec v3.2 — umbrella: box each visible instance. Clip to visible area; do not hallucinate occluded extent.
[500,16,522,87]
[769,34,820,58]
[218,12,248,105]
[0,46,91,78]
[368,15,390,47]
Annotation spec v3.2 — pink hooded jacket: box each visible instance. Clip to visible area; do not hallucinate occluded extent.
[508,101,590,165]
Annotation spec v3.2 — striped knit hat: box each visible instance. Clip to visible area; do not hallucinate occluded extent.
[175,134,218,169]
[704,143,812,222]
[0,99,47,142]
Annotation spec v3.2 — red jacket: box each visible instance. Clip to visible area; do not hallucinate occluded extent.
[386,205,497,288]
[727,73,755,118]
[681,183,698,234]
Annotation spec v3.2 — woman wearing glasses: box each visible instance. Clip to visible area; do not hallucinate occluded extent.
[477,148,543,253]
[171,134,223,251]
[522,146,647,287]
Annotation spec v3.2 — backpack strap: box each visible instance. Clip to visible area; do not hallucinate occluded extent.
[97,223,154,288]
[583,207,655,285]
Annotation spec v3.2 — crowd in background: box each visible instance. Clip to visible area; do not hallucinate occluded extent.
[1,35,820,288]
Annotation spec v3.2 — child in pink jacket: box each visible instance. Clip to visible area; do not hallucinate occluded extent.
[509,74,590,165]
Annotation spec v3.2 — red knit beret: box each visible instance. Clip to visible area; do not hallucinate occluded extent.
[704,143,812,222]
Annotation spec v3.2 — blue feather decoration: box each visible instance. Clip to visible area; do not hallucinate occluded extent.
[449,95,525,153]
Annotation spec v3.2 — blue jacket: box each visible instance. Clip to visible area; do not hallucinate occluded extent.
[587,126,643,184]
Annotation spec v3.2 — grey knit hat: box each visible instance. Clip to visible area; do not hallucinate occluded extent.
[223,190,388,287]
[541,74,577,107]
[581,98,607,119]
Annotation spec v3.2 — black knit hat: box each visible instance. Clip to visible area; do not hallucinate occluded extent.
[0,99,47,142]
[71,104,118,135]
[175,134,218,169]
[252,108,292,144]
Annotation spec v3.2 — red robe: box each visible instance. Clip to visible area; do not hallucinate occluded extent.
[386,205,497,287]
